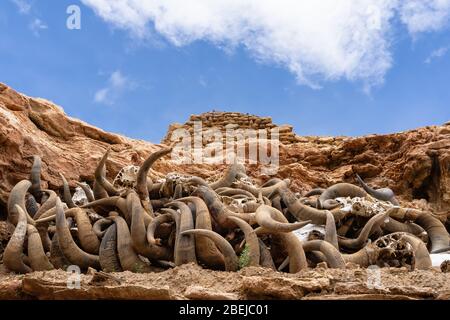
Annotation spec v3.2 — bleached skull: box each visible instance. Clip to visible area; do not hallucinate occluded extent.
[113,165,139,189]
[72,186,88,206]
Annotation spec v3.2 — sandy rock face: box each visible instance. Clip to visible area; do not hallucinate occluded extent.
[0,82,449,222]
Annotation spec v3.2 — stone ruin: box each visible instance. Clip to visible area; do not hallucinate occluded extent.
[161,111,301,146]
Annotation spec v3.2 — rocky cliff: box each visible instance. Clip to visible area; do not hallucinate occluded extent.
[0,82,449,225]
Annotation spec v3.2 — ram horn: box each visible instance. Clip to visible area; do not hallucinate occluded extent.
[25,194,40,218]
[110,215,152,273]
[93,217,114,238]
[59,173,76,208]
[55,198,100,269]
[29,155,43,202]
[255,205,310,233]
[99,223,123,272]
[67,208,100,254]
[166,201,197,265]
[302,240,345,268]
[227,216,260,267]
[7,180,35,226]
[338,212,389,250]
[95,148,120,196]
[75,182,95,203]
[382,218,426,239]
[209,158,241,190]
[26,224,54,271]
[179,196,225,268]
[136,146,173,213]
[414,213,449,253]
[180,229,238,272]
[34,189,58,220]
[342,243,384,267]
[324,210,339,250]
[146,213,174,245]
[304,188,325,197]
[129,193,173,261]
[319,183,367,207]
[49,233,71,269]
[356,173,399,205]
[258,239,276,270]
[272,232,308,273]
[3,205,32,273]
[402,234,432,270]
[192,185,254,229]
[276,185,346,224]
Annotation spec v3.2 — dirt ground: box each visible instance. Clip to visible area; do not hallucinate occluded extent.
[0,263,448,300]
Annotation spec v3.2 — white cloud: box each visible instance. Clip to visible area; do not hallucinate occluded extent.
[10,0,31,14]
[425,46,449,64]
[399,0,450,34]
[10,0,49,37]
[29,18,48,37]
[94,70,133,105]
[81,1,450,89]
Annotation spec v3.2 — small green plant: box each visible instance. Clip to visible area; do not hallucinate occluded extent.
[238,243,251,269]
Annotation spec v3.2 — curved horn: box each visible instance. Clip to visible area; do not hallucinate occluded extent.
[93,218,113,238]
[110,215,152,273]
[227,216,260,267]
[173,183,183,199]
[180,229,238,272]
[338,212,389,250]
[7,180,35,226]
[304,188,325,197]
[324,210,339,250]
[75,182,95,203]
[99,224,123,272]
[209,159,240,190]
[178,196,225,268]
[129,193,172,261]
[34,189,58,220]
[414,213,449,253]
[319,183,367,206]
[136,146,173,211]
[255,205,310,233]
[382,218,426,238]
[402,234,432,270]
[49,233,71,269]
[55,198,100,269]
[68,208,100,254]
[95,148,120,196]
[26,224,54,271]
[146,213,174,246]
[3,205,32,273]
[356,173,399,205]
[29,155,43,202]
[25,194,40,218]
[302,240,345,268]
[258,239,276,270]
[272,232,308,273]
[166,201,197,265]
[342,243,382,267]
[277,185,346,224]
[59,173,76,208]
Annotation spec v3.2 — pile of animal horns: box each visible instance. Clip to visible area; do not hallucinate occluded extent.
[3,145,449,274]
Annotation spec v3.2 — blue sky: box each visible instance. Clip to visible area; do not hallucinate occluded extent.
[1,1,450,143]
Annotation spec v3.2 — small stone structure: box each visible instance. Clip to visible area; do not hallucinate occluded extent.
[161,111,301,145]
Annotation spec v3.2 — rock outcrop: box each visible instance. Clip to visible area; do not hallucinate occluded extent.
[0,82,449,226]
